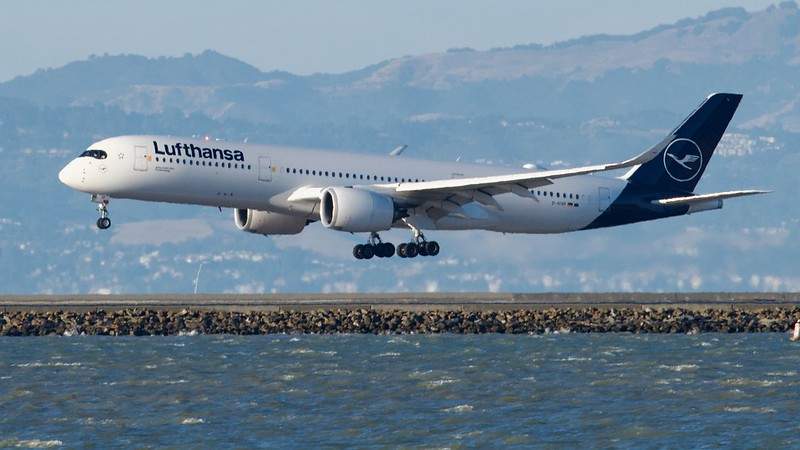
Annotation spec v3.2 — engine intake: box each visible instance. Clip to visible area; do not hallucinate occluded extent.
[320,187,395,232]
[234,208,306,235]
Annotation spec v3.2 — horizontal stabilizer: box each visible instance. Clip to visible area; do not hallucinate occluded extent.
[651,189,771,206]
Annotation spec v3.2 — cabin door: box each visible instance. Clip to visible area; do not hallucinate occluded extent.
[134,145,148,171]
[598,187,611,212]
[258,156,272,182]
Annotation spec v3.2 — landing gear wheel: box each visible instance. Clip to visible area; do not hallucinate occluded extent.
[354,243,377,260]
[397,243,407,258]
[362,244,374,259]
[424,241,440,256]
[97,217,111,230]
[91,194,112,230]
[374,243,392,258]
[405,242,418,258]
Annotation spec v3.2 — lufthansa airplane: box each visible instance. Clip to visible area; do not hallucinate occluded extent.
[59,93,768,260]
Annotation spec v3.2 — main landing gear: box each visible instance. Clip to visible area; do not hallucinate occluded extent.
[91,194,111,230]
[352,230,440,260]
[353,232,395,259]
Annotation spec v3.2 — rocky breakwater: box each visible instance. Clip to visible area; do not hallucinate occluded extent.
[1,307,799,336]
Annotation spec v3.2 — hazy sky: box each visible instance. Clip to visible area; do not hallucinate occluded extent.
[1,0,778,82]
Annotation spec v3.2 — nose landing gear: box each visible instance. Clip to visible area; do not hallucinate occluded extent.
[91,194,111,230]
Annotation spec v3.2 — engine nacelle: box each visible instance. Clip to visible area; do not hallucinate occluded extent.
[320,187,395,232]
[234,208,306,235]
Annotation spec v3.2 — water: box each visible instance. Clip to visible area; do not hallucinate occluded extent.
[1,334,799,448]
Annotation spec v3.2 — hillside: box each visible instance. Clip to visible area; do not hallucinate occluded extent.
[0,3,797,294]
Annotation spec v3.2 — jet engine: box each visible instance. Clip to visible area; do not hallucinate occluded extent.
[320,187,395,232]
[234,208,306,235]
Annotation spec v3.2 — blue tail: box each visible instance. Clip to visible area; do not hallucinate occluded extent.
[625,93,742,194]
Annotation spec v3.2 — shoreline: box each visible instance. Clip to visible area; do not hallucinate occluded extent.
[2,293,797,336]
[2,306,799,336]
[1,292,798,312]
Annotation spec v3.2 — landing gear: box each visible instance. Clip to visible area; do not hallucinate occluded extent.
[396,230,439,259]
[352,227,440,260]
[353,232,396,260]
[91,194,111,230]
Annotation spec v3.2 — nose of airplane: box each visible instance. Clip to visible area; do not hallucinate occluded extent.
[58,160,81,189]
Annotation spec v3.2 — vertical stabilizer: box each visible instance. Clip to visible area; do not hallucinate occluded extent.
[625,93,742,193]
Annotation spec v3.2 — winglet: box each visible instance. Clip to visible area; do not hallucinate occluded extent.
[613,144,663,170]
[389,145,407,157]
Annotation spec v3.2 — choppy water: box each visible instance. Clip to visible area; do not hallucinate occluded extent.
[1,334,799,448]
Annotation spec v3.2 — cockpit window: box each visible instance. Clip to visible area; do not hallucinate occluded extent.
[79,149,108,159]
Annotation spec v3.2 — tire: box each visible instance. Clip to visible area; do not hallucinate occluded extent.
[397,243,407,258]
[97,217,111,229]
[362,244,374,259]
[425,241,440,256]
[353,244,364,259]
[383,242,395,258]
[405,242,418,258]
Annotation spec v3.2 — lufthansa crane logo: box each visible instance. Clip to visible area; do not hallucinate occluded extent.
[663,138,703,182]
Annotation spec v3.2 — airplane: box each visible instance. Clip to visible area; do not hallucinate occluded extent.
[59,93,768,260]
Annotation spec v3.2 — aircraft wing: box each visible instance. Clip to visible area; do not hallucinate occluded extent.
[286,145,663,216]
[651,190,772,206]
[394,145,661,197]
[373,145,662,217]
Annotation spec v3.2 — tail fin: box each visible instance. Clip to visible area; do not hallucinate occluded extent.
[625,93,742,193]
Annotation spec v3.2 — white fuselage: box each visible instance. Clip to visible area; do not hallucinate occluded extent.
[59,135,627,234]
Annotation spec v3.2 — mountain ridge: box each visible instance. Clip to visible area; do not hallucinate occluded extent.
[0,3,797,294]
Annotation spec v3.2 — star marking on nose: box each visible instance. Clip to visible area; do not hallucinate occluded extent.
[118,153,125,160]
